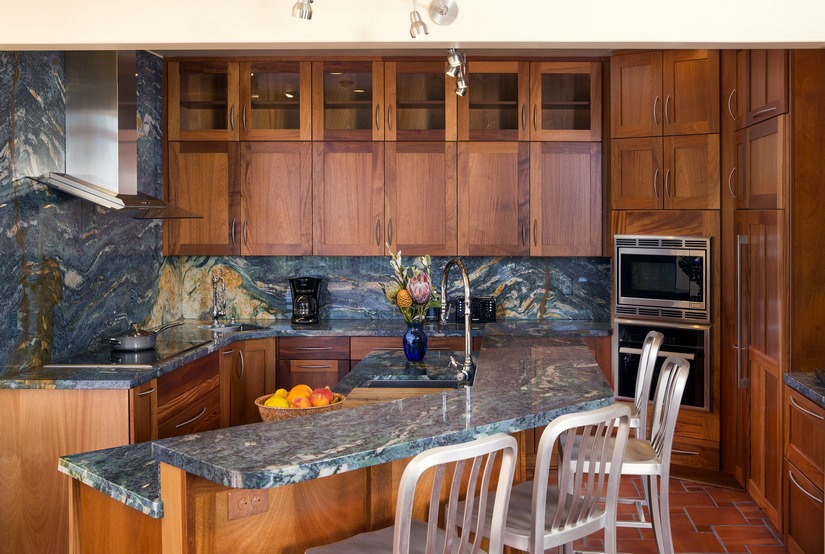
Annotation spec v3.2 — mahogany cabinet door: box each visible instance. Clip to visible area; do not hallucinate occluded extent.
[610,137,663,210]
[747,49,789,127]
[662,50,720,136]
[457,61,530,142]
[227,338,275,427]
[129,380,157,444]
[165,141,241,256]
[457,141,529,256]
[528,61,602,142]
[167,61,240,142]
[384,61,457,142]
[530,142,602,256]
[312,61,385,141]
[385,142,457,257]
[609,51,663,139]
[663,134,720,210]
[239,61,312,141]
[741,115,787,210]
[312,141,385,256]
[241,142,312,256]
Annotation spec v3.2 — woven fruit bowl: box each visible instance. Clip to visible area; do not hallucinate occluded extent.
[255,393,346,422]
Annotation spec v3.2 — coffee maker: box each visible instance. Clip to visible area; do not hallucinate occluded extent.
[290,277,321,324]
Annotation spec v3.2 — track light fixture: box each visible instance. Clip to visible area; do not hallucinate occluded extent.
[445,48,467,97]
[292,0,312,20]
[409,0,429,38]
[429,0,459,26]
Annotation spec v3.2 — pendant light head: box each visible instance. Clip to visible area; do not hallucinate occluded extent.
[445,48,468,97]
[292,0,313,20]
[409,10,429,38]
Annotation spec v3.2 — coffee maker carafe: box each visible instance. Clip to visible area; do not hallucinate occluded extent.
[290,277,321,324]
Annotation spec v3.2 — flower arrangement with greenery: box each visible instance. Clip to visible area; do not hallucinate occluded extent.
[380,249,441,324]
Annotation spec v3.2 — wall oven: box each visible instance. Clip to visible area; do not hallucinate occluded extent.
[614,318,710,411]
[615,235,711,322]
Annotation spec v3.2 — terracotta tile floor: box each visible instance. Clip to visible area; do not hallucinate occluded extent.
[568,476,788,553]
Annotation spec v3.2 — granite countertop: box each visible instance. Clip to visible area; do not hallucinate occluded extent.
[784,371,825,409]
[58,322,613,519]
[0,319,609,390]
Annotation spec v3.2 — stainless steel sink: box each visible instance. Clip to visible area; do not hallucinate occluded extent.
[361,379,460,389]
[199,323,267,333]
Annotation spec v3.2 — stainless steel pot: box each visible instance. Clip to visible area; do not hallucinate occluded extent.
[109,321,184,351]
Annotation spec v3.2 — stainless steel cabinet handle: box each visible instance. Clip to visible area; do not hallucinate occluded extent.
[790,395,825,420]
[533,219,537,247]
[387,218,393,247]
[653,168,659,199]
[727,89,736,120]
[665,169,671,198]
[231,218,236,246]
[521,105,526,131]
[519,220,525,246]
[728,167,737,198]
[237,350,245,380]
[653,96,659,126]
[243,220,249,246]
[222,349,236,356]
[736,234,750,388]
[136,387,156,397]
[789,470,824,504]
[387,104,393,132]
[242,105,247,132]
[375,219,381,247]
[176,407,207,429]
[752,106,777,117]
[297,364,333,369]
[296,346,332,351]
[664,95,671,126]
[375,104,381,131]
[229,105,235,131]
[672,449,700,456]
[533,104,538,132]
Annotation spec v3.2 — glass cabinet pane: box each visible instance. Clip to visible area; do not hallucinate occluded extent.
[469,72,520,132]
[178,62,230,132]
[249,62,302,131]
[396,72,445,132]
[541,72,592,131]
[323,67,374,131]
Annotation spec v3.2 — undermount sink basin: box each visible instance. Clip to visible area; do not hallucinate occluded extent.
[199,323,267,333]
[361,379,461,389]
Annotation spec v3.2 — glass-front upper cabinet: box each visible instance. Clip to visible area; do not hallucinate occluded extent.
[385,61,456,141]
[529,62,602,141]
[239,61,311,141]
[312,61,385,140]
[457,61,530,141]
[167,61,239,141]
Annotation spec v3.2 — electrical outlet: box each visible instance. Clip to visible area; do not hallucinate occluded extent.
[227,490,269,520]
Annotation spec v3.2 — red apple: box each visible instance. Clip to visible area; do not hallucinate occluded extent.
[313,387,334,403]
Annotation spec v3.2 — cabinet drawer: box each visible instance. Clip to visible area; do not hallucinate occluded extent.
[284,359,341,390]
[278,337,349,359]
[157,351,220,406]
[785,461,824,554]
[785,388,825,488]
[670,435,719,470]
[157,373,221,439]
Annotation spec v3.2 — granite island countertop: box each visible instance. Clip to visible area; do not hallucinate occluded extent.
[58,322,613,519]
[784,371,825,410]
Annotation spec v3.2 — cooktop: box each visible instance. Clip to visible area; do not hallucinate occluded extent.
[43,337,213,369]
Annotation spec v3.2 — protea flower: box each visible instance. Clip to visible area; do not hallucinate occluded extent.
[380,281,402,304]
[406,272,432,305]
[396,289,413,308]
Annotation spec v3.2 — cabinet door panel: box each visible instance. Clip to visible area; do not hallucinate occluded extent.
[312,61,384,141]
[610,52,662,138]
[167,61,239,141]
[457,142,529,256]
[229,339,275,427]
[785,389,825,488]
[156,374,221,439]
[664,134,720,209]
[385,142,457,256]
[458,61,530,141]
[530,142,602,256]
[241,142,312,255]
[165,142,240,255]
[747,50,788,127]
[529,61,602,141]
[662,50,719,136]
[385,61,456,142]
[744,116,786,210]
[312,142,385,256]
[239,61,311,141]
[785,463,824,554]
[610,137,663,210]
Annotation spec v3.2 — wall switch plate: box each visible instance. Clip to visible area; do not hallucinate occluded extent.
[227,489,269,520]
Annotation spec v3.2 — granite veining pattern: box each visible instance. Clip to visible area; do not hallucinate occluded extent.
[784,371,825,409]
[59,323,612,518]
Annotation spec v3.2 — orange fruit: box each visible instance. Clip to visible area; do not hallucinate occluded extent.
[286,384,313,404]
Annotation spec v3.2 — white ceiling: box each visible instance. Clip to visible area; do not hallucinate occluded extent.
[4,0,825,52]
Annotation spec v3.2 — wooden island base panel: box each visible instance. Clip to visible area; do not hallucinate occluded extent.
[61,322,613,553]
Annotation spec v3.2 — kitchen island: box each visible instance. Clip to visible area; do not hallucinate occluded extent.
[56,323,613,553]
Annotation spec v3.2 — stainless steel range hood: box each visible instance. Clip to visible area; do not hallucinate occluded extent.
[37,51,199,219]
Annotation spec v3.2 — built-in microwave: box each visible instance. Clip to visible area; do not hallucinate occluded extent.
[614,235,710,322]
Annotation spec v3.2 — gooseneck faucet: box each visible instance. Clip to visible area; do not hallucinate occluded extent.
[440,258,476,384]
[211,274,226,326]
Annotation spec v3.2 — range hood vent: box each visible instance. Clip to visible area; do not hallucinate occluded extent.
[36,51,199,219]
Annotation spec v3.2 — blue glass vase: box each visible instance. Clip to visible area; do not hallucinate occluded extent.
[403,320,428,361]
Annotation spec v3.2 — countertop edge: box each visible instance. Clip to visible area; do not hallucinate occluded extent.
[784,371,825,409]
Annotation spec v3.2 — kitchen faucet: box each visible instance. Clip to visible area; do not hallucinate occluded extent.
[440,258,476,384]
[211,274,226,326]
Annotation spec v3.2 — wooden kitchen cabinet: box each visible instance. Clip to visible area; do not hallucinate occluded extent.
[277,337,350,390]
[312,61,384,141]
[385,142,457,256]
[129,380,157,443]
[384,61,457,142]
[221,338,277,427]
[165,141,241,256]
[167,60,311,141]
[529,142,602,256]
[736,115,787,210]
[457,141,530,256]
[746,50,789,128]
[157,351,222,439]
[610,50,719,139]
[458,61,530,141]
[528,61,602,141]
[312,141,385,255]
[610,134,720,210]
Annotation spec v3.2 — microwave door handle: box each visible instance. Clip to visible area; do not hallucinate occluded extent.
[736,234,750,388]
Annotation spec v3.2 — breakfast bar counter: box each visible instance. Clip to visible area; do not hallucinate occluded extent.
[58,322,613,553]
